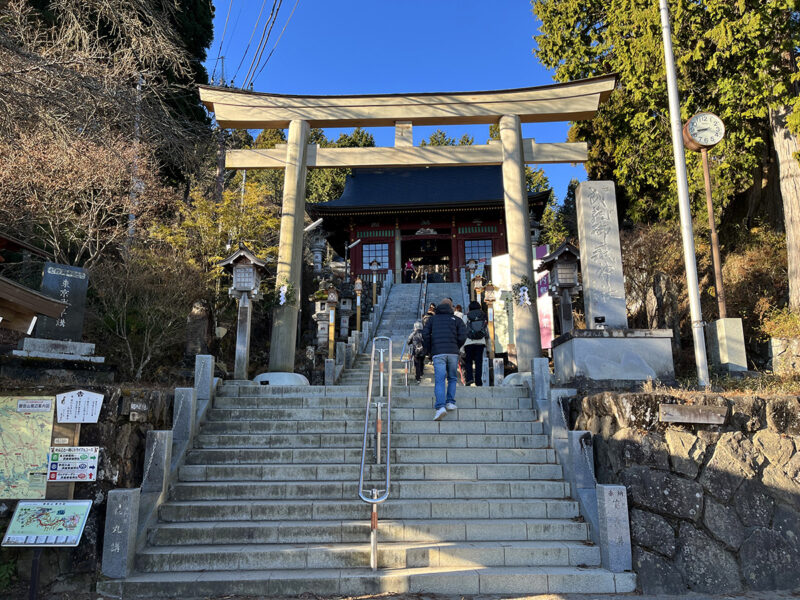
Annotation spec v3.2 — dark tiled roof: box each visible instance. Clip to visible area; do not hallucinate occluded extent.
[308,166,549,213]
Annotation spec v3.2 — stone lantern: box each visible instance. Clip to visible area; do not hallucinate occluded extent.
[369,260,380,305]
[218,243,268,380]
[536,242,581,334]
[484,281,497,360]
[354,277,363,332]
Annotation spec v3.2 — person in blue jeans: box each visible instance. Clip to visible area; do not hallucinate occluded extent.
[422,299,467,421]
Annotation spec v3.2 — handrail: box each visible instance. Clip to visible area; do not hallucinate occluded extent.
[358,336,393,571]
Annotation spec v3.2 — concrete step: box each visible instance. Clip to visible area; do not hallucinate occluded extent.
[158,498,582,523]
[216,384,528,399]
[213,395,536,412]
[138,538,596,571]
[98,565,636,598]
[168,480,570,501]
[178,462,563,482]
[184,446,556,465]
[194,432,550,449]
[201,417,542,435]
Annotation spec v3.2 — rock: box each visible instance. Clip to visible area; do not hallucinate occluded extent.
[665,429,707,478]
[765,397,800,435]
[629,508,676,557]
[753,429,796,465]
[582,392,675,431]
[729,396,765,432]
[773,504,800,549]
[674,523,741,594]
[740,527,800,590]
[762,459,800,506]
[608,428,670,474]
[703,496,744,550]
[698,432,761,503]
[621,466,704,522]
[632,546,686,595]
[733,480,774,528]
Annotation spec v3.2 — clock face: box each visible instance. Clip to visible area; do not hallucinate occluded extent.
[687,112,725,147]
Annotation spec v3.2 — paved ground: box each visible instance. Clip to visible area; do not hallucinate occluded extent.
[12,584,800,600]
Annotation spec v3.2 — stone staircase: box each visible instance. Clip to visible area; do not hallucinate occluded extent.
[98,282,634,598]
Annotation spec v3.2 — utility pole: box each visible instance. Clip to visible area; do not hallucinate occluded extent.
[658,0,710,387]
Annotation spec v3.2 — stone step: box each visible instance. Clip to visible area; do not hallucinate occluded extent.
[201,418,542,435]
[178,462,563,482]
[98,565,636,598]
[158,498,581,523]
[184,447,556,465]
[216,384,528,399]
[138,538,597,571]
[169,480,570,501]
[194,432,550,449]
[213,395,535,412]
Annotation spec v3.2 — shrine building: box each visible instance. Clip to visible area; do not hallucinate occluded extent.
[307,165,549,282]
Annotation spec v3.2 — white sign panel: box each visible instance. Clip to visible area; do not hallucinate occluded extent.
[56,389,104,423]
[47,447,99,482]
[2,500,92,547]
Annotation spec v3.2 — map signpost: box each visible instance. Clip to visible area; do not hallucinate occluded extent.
[2,500,92,600]
[0,397,54,499]
[47,447,99,482]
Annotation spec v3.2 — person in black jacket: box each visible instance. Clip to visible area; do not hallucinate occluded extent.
[463,300,487,386]
[422,300,467,421]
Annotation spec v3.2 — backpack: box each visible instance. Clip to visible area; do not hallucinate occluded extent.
[410,331,425,357]
[467,314,487,340]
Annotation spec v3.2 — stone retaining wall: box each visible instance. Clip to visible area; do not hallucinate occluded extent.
[570,392,800,595]
[0,386,172,594]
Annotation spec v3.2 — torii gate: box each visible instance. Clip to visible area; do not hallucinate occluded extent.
[198,75,616,373]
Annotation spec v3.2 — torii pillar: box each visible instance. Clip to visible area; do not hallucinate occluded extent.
[500,114,542,368]
[269,119,310,372]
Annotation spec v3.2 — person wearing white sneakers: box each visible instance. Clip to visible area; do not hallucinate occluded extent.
[422,299,467,421]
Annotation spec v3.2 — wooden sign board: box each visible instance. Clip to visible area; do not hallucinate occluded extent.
[659,403,727,425]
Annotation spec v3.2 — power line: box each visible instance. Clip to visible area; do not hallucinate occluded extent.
[253,0,300,82]
[242,0,283,89]
[211,0,235,83]
[232,0,270,84]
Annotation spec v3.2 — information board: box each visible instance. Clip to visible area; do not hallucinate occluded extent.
[55,390,104,423]
[47,447,99,482]
[2,500,92,547]
[0,397,54,499]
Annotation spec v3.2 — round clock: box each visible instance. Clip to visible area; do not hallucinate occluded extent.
[683,112,725,151]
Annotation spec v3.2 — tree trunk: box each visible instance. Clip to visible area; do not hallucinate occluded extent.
[770,105,800,312]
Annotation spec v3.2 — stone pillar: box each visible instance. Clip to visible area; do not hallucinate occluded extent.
[102,489,139,578]
[234,294,253,380]
[596,484,633,572]
[172,387,197,447]
[269,119,310,372]
[576,181,627,329]
[194,354,214,404]
[499,114,541,367]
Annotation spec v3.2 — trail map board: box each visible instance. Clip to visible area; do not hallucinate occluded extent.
[0,397,54,499]
[2,500,92,547]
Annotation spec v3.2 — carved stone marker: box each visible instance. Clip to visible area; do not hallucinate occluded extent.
[576,182,627,329]
[597,484,633,572]
[34,262,89,341]
[659,403,727,424]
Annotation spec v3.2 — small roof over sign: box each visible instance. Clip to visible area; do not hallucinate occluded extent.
[217,242,268,270]
[536,242,581,272]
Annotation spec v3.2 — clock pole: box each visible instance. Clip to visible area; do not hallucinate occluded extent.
[659,0,710,387]
[701,147,727,319]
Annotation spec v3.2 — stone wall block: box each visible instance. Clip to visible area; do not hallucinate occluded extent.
[675,523,742,594]
[698,432,761,503]
[733,480,774,528]
[632,547,686,595]
[761,458,800,506]
[730,396,765,432]
[608,428,669,473]
[621,466,703,522]
[773,505,800,549]
[740,527,800,590]
[629,508,676,557]
[703,497,744,550]
[765,397,800,435]
[753,430,796,465]
[665,429,707,478]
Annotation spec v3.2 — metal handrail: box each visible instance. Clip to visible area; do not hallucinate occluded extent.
[358,336,393,571]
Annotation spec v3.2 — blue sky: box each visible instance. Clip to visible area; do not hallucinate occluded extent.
[204,0,585,201]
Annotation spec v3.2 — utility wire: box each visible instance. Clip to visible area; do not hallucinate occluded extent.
[242,0,283,89]
[232,0,270,84]
[254,0,300,81]
[211,0,235,83]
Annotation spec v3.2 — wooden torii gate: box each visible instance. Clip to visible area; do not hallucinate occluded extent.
[199,74,616,373]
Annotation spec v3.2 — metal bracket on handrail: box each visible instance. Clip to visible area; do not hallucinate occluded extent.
[358,336,393,571]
